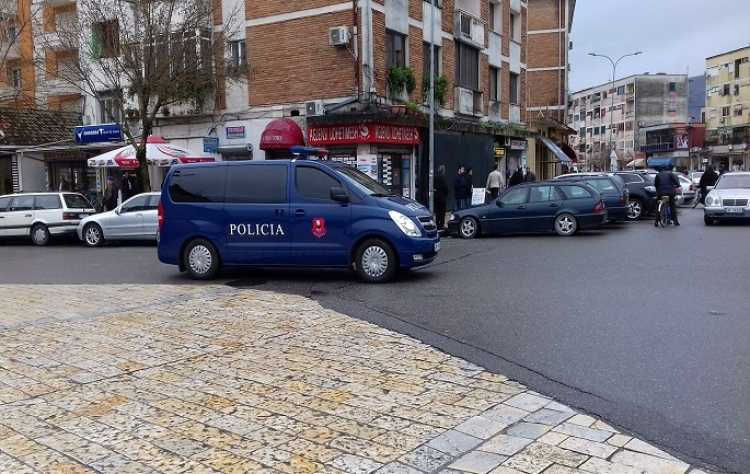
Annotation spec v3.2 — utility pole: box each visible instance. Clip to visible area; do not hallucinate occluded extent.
[428,0,435,216]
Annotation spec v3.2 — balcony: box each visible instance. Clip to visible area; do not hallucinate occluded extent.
[453,10,485,49]
[0,38,21,60]
[44,77,80,95]
[32,0,74,7]
[454,86,483,117]
[640,142,675,153]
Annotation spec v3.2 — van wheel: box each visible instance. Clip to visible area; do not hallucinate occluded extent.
[355,238,396,283]
[31,224,50,246]
[83,223,104,247]
[184,239,220,280]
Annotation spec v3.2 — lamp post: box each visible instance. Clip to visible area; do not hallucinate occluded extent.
[588,51,642,171]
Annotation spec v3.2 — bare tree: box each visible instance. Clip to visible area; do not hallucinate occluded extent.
[34,0,244,190]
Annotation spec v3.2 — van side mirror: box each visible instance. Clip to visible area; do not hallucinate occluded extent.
[331,186,349,203]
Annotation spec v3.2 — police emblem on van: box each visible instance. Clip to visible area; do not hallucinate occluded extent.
[312,218,326,238]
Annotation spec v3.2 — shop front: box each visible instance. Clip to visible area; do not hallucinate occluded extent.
[307,122,421,199]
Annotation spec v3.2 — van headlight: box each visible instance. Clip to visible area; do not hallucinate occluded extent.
[389,210,421,237]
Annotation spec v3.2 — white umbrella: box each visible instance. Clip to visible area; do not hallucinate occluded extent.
[88,136,214,168]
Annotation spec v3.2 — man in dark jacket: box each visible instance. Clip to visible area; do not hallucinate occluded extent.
[453,166,466,210]
[103,176,119,211]
[698,165,718,205]
[464,167,474,208]
[508,167,524,187]
[434,165,450,229]
[654,164,682,226]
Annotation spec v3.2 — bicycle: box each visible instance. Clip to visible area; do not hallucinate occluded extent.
[692,188,702,208]
[657,196,673,227]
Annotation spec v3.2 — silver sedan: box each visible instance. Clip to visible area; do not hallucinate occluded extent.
[77,192,161,246]
[703,171,750,225]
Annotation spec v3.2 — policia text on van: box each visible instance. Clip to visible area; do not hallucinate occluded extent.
[156,159,441,283]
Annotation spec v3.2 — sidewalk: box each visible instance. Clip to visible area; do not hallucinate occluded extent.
[0,285,717,474]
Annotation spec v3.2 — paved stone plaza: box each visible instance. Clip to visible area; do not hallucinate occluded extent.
[0,285,717,474]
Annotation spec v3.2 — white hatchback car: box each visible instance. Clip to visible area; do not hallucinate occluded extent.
[77,192,161,247]
[0,192,96,245]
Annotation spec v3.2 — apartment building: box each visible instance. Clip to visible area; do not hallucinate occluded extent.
[567,73,688,171]
[705,45,750,171]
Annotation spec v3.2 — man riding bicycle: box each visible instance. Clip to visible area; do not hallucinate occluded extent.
[654,164,681,227]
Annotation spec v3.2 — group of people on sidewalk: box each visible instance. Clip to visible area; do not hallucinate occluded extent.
[432,164,536,230]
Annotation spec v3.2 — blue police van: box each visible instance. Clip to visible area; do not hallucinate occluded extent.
[157,158,440,282]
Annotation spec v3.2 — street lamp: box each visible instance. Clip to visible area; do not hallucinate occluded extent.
[588,51,642,171]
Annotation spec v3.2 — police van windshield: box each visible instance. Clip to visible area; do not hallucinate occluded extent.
[333,165,395,197]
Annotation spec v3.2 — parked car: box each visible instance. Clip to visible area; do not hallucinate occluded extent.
[0,192,96,245]
[703,171,750,225]
[676,174,696,205]
[77,192,161,247]
[688,170,704,187]
[611,171,658,220]
[447,181,607,238]
[552,174,629,222]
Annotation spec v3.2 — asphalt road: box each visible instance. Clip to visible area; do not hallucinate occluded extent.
[1,206,748,473]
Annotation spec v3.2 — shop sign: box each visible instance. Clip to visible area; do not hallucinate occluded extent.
[202,137,219,153]
[309,123,421,146]
[493,147,505,157]
[74,123,122,144]
[44,150,87,161]
[226,126,246,139]
[510,139,527,150]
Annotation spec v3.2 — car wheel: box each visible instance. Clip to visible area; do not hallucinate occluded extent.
[554,213,578,236]
[704,215,715,226]
[355,238,396,283]
[83,223,104,247]
[30,224,50,246]
[183,238,221,280]
[628,198,645,220]
[459,217,479,239]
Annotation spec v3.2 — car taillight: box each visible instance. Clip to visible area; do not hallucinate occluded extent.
[620,196,626,205]
[594,201,604,214]
[158,200,164,231]
[62,212,74,220]
[689,184,694,191]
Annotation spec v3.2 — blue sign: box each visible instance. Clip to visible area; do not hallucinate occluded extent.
[203,137,219,153]
[74,123,123,144]
[226,126,246,139]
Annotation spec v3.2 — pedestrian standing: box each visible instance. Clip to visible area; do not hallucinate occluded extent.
[434,165,449,230]
[453,166,466,210]
[524,167,536,183]
[508,167,523,187]
[103,176,118,211]
[58,174,70,191]
[121,171,140,201]
[464,167,474,208]
[486,164,504,199]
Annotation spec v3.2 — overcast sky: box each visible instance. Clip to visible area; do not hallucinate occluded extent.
[568,0,750,92]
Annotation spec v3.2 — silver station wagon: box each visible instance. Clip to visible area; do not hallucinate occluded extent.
[0,192,96,245]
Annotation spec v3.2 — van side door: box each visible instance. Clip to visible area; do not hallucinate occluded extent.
[224,163,290,265]
[289,164,352,266]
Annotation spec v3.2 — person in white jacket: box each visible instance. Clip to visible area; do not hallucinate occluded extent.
[485,164,504,199]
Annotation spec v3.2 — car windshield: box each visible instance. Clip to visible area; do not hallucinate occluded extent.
[63,194,94,209]
[332,165,395,196]
[715,175,750,189]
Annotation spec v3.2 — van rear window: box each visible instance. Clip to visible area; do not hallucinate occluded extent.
[169,167,227,202]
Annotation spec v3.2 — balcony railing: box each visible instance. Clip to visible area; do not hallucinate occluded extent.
[640,142,675,153]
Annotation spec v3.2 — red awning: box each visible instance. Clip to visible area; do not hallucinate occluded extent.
[560,142,578,163]
[260,118,305,151]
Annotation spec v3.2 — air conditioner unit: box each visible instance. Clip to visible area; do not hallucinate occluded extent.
[305,100,324,116]
[329,26,350,47]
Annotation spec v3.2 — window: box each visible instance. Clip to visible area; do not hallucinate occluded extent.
[91,20,120,58]
[121,195,149,213]
[423,42,441,76]
[529,186,561,203]
[509,72,520,105]
[9,196,34,211]
[559,184,593,199]
[501,187,527,206]
[229,40,246,67]
[146,194,161,210]
[722,106,730,117]
[669,82,676,92]
[489,67,500,101]
[147,28,212,79]
[10,68,21,89]
[386,30,406,68]
[169,167,227,203]
[617,85,625,95]
[226,164,287,203]
[425,0,442,6]
[97,90,123,123]
[0,196,10,212]
[668,102,676,112]
[63,194,93,209]
[296,167,341,200]
[509,11,520,41]
[455,42,479,89]
[488,1,501,33]
[723,84,730,96]
[34,195,61,210]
